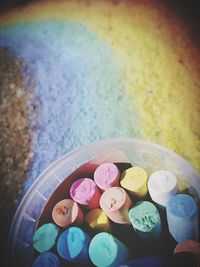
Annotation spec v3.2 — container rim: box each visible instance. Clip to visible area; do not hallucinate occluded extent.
[7,137,200,266]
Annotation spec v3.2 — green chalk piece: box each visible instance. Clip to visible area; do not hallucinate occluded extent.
[89,232,129,267]
[33,223,59,253]
[129,201,161,239]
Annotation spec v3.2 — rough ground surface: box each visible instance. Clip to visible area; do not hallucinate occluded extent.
[0,48,35,264]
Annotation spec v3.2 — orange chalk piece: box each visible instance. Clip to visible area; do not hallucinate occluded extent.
[174,240,200,267]
[100,186,132,224]
[174,240,200,255]
[52,199,83,228]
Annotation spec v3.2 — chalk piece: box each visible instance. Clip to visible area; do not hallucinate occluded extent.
[174,240,200,255]
[70,178,101,209]
[85,208,111,232]
[120,167,148,198]
[148,170,178,207]
[33,223,59,253]
[52,199,83,228]
[166,194,199,243]
[118,256,166,267]
[32,252,60,267]
[94,163,120,191]
[114,162,133,174]
[100,186,132,224]
[57,226,91,264]
[89,232,129,267]
[129,201,161,241]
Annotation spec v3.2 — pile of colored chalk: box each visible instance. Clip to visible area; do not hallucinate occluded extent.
[32,162,200,267]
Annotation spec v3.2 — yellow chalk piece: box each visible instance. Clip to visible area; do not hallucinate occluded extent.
[85,208,111,232]
[177,176,191,193]
[120,166,148,198]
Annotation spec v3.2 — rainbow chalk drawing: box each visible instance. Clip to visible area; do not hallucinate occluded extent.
[0,0,200,195]
[57,226,91,264]
[148,170,178,207]
[128,201,161,241]
[120,167,148,198]
[94,163,120,191]
[32,252,60,267]
[70,178,101,209]
[33,223,59,253]
[0,19,139,194]
[85,208,111,233]
[166,194,199,243]
[89,232,129,267]
[100,186,132,224]
[52,199,83,228]
[118,256,166,267]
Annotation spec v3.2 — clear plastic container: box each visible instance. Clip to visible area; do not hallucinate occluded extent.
[7,138,200,267]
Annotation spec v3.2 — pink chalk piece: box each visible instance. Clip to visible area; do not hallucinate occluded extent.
[70,178,101,209]
[100,186,133,224]
[94,163,120,191]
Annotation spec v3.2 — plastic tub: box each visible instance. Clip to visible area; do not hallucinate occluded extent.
[7,138,200,267]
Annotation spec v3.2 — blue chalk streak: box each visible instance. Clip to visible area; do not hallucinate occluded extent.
[0,21,140,195]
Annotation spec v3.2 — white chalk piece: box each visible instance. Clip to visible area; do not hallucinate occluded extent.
[166,194,199,243]
[147,170,178,207]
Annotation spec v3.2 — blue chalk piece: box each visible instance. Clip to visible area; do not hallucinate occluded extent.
[118,256,166,267]
[166,194,199,243]
[57,226,91,264]
[89,232,129,267]
[32,252,60,267]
